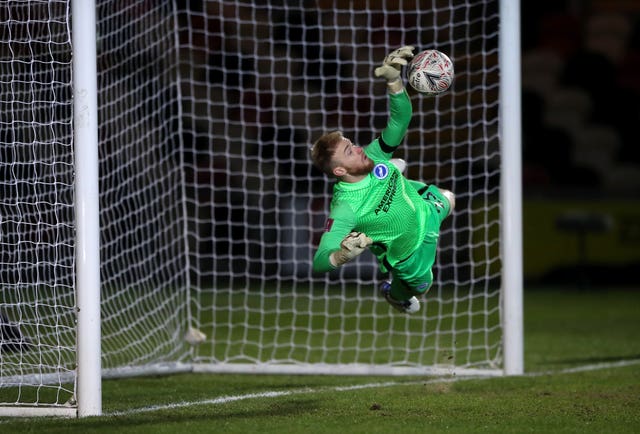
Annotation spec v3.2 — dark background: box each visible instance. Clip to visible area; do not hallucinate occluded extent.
[519,0,640,286]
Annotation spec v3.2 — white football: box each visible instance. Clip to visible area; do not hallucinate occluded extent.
[406,49,454,95]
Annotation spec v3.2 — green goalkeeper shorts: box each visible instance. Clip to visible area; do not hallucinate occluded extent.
[389,184,450,299]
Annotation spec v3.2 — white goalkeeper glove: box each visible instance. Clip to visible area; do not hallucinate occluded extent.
[374,45,414,91]
[329,231,373,267]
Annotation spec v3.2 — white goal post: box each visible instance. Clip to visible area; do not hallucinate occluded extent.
[499,0,524,376]
[0,0,522,417]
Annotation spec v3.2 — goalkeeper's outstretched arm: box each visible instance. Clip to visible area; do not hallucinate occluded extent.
[367,46,414,159]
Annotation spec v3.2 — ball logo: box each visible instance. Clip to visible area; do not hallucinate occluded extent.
[373,163,389,180]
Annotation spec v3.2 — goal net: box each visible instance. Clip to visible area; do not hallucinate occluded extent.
[184,0,503,375]
[1,0,509,415]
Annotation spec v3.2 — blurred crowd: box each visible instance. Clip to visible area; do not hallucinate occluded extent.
[521,1,640,196]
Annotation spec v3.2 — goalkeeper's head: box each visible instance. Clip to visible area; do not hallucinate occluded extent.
[311,131,374,180]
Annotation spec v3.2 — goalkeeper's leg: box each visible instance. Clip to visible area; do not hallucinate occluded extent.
[380,237,439,313]
[380,280,421,314]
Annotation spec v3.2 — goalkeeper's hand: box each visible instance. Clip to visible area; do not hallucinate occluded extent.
[329,232,373,267]
[374,45,415,86]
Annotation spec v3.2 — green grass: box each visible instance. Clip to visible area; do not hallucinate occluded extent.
[192,285,502,367]
[1,287,639,433]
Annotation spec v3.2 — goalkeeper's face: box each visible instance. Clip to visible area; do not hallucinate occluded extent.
[332,137,374,179]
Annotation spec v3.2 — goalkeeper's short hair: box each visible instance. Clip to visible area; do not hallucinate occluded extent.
[310,130,343,176]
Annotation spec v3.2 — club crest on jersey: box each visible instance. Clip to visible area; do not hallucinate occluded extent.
[372,163,389,180]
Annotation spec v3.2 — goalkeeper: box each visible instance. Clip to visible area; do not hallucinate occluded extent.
[310,46,455,314]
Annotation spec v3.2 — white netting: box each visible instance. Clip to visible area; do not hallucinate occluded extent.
[181,0,502,373]
[96,0,189,372]
[0,0,76,408]
[1,0,504,414]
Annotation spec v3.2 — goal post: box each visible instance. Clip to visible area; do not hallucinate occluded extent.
[499,0,524,376]
[72,0,102,417]
[0,0,102,418]
[0,0,523,417]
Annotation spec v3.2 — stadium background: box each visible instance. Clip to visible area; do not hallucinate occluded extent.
[520,0,640,285]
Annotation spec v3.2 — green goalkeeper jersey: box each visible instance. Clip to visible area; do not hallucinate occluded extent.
[313,89,438,273]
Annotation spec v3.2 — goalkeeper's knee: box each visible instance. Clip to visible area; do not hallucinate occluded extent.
[413,279,433,295]
[396,274,433,297]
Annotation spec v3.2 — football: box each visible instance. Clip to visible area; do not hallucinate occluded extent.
[406,49,454,95]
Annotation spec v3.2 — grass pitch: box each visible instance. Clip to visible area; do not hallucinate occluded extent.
[1,286,639,433]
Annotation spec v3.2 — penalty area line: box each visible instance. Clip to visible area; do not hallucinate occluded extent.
[106,358,640,417]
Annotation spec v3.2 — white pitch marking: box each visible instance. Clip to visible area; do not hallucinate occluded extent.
[1,359,637,423]
[104,358,640,418]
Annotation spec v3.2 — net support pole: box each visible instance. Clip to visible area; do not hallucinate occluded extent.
[72,0,102,416]
[499,0,524,375]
